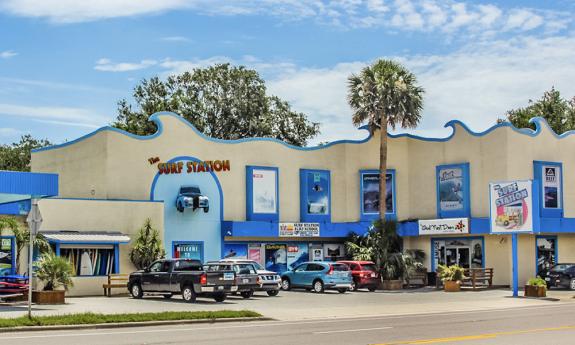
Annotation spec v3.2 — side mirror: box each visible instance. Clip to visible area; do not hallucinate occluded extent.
[144,267,150,273]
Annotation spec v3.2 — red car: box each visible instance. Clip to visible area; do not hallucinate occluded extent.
[337,261,380,291]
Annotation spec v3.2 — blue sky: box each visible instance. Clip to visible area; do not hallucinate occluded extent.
[1,0,575,146]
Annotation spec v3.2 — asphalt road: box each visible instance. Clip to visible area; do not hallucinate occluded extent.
[1,303,575,345]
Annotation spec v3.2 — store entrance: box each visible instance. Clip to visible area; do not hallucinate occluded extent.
[445,246,470,268]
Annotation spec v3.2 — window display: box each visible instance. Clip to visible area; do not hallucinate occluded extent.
[436,163,470,218]
[361,171,395,215]
[61,247,115,276]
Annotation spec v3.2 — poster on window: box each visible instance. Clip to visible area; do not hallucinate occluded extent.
[323,244,345,261]
[542,165,561,209]
[287,243,309,269]
[361,172,394,214]
[223,243,248,259]
[248,244,262,264]
[252,169,277,214]
[265,244,287,274]
[0,238,12,276]
[438,167,464,211]
[489,180,533,233]
[311,247,323,261]
[306,171,329,215]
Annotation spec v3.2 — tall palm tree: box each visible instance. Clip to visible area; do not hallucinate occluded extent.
[348,59,424,221]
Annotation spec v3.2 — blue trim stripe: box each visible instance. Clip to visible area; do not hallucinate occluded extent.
[0,170,58,200]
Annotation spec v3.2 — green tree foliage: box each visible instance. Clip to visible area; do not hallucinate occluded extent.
[113,63,320,146]
[0,216,52,274]
[129,219,166,270]
[0,135,52,172]
[36,252,75,291]
[499,88,575,134]
[348,60,424,221]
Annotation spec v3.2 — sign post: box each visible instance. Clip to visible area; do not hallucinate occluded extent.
[26,198,42,319]
[489,180,539,298]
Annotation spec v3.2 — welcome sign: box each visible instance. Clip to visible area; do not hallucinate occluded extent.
[489,180,534,233]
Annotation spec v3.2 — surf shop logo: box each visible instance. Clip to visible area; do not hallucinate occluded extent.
[493,182,529,229]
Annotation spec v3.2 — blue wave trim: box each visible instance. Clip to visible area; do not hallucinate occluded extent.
[32,112,560,153]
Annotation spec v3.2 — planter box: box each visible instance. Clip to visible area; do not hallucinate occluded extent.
[382,280,403,290]
[524,285,546,298]
[32,290,65,304]
[444,280,461,292]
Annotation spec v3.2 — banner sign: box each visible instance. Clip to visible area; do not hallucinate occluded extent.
[361,172,394,214]
[542,165,561,209]
[252,169,277,214]
[489,180,533,233]
[418,218,469,235]
[279,223,320,237]
[438,167,464,211]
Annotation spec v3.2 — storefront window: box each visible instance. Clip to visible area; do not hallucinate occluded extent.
[264,244,287,274]
[173,242,203,261]
[0,238,14,276]
[222,243,247,259]
[436,163,470,218]
[300,169,331,222]
[536,236,556,275]
[360,170,396,220]
[61,247,116,276]
[246,166,279,221]
[432,238,483,271]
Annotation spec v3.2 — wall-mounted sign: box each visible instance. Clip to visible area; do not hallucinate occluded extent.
[279,222,320,237]
[252,169,277,214]
[542,165,561,209]
[149,157,231,174]
[418,218,469,235]
[361,172,394,214]
[438,167,464,211]
[489,180,534,233]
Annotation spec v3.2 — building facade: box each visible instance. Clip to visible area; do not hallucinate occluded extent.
[16,112,575,295]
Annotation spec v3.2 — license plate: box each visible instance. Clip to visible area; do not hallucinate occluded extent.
[242,278,250,283]
[231,286,238,292]
[224,273,234,280]
[217,286,224,290]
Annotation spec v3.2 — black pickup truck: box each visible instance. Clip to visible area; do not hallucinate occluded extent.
[128,259,237,303]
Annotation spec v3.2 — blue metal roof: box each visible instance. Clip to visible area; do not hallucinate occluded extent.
[0,170,58,205]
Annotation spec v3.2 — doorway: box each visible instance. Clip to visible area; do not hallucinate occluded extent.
[445,246,470,268]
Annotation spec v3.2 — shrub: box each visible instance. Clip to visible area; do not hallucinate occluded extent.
[129,218,166,270]
[36,252,74,291]
[437,264,466,282]
[527,277,547,287]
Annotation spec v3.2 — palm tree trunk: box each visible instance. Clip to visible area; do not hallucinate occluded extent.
[379,114,388,223]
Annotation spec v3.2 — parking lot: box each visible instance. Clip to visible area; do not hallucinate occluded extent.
[2,288,572,321]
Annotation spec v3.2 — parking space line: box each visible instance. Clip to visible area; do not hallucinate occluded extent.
[314,327,392,334]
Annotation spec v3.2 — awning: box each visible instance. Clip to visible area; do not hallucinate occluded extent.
[40,231,131,244]
[0,170,58,205]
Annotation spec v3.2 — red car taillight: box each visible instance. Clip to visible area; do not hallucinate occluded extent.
[327,265,334,275]
[200,273,207,285]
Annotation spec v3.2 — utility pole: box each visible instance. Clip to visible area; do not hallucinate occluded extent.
[26,198,42,319]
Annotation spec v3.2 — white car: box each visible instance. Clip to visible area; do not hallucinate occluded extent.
[219,258,281,296]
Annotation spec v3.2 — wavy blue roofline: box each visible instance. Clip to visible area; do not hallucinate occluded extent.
[32,111,559,153]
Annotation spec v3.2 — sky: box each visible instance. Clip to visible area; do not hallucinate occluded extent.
[1,0,575,146]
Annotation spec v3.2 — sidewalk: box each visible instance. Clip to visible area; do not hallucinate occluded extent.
[1,288,572,321]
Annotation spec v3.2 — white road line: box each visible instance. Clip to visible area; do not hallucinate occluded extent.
[314,326,392,334]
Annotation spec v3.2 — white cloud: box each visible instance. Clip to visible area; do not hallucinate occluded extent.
[95,58,158,72]
[0,50,18,59]
[0,127,22,138]
[0,103,110,128]
[0,0,569,38]
[161,36,191,42]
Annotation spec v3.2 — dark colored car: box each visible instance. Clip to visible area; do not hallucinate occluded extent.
[545,263,575,290]
[128,259,236,303]
[281,261,352,293]
[204,261,260,299]
[176,185,209,213]
[337,260,380,291]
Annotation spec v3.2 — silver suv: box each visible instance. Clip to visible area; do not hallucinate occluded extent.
[219,258,281,296]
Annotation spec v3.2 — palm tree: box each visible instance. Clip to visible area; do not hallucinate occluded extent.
[348,60,424,221]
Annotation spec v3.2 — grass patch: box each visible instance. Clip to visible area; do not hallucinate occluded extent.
[0,310,262,328]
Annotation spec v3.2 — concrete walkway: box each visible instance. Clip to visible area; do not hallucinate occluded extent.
[1,288,573,321]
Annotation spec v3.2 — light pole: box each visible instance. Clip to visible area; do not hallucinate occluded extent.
[26,198,42,319]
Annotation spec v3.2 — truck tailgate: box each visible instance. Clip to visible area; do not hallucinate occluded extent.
[207,271,236,287]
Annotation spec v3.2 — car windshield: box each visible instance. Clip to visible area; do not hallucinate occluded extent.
[235,264,256,274]
[332,264,349,271]
[174,260,202,271]
[552,264,574,272]
[250,262,264,270]
[181,186,200,194]
[361,264,377,272]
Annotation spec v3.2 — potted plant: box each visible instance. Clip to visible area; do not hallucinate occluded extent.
[525,277,547,297]
[33,252,74,304]
[437,264,466,292]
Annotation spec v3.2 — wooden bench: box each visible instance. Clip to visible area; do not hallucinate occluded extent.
[406,270,428,287]
[102,274,129,297]
[462,268,494,290]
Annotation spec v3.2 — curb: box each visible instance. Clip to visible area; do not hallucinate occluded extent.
[0,316,273,333]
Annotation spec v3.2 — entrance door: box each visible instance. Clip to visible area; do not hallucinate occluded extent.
[445,247,470,268]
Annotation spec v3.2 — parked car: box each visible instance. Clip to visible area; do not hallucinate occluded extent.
[204,261,260,298]
[337,260,380,291]
[281,261,352,293]
[545,263,575,290]
[127,259,236,303]
[219,259,282,296]
[175,185,209,213]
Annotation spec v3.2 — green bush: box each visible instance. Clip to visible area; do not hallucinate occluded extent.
[437,264,466,282]
[527,277,547,287]
[36,252,74,291]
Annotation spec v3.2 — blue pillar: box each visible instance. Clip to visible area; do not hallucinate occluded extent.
[512,233,519,297]
[114,244,120,274]
[54,242,61,256]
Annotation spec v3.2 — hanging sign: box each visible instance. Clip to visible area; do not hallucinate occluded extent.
[489,180,534,233]
[418,218,469,235]
[542,165,561,209]
[279,223,320,237]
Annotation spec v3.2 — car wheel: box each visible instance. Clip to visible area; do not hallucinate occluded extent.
[267,290,279,297]
[213,293,226,302]
[163,293,173,299]
[130,283,143,299]
[337,288,347,294]
[182,285,197,303]
[241,290,254,299]
[368,286,377,292]
[313,280,324,293]
[570,278,575,291]
[351,280,358,291]
[281,278,291,291]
